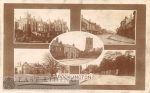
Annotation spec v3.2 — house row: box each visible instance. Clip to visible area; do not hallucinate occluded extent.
[117,11,136,39]
[81,15,102,35]
[50,38,80,59]
[15,62,69,74]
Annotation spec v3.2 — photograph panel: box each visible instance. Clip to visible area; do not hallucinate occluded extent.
[81,10,136,45]
[49,32,104,66]
[14,49,72,87]
[80,50,136,85]
[14,9,70,43]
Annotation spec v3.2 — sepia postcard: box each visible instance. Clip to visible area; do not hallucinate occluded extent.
[3,3,146,91]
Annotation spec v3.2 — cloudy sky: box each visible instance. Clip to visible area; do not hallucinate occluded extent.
[14,9,70,29]
[51,32,104,51]
[81,10,135,32]
[14,49,49,66]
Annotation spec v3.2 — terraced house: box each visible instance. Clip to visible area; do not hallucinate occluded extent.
[117,11,136,39]
[81,15,102,35]
[50,38,80,59]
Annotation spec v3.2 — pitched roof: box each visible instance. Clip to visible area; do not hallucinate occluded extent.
[51,40,62,46]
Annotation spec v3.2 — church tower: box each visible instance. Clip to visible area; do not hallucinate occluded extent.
[85,37,93,51]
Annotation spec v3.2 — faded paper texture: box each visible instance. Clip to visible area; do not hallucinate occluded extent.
[1,0,150,93]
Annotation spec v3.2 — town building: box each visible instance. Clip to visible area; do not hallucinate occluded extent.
[50,38,80,59]
[15,62,70,75]
[63,44,79,59]
[15,62,46,74]
[81,15,102,34]
[117,11,136,39]
[15,12,69,42]
[21,62,33,74]
[15,62,22,74]
[50,37,102,60]
[50,38,64,59]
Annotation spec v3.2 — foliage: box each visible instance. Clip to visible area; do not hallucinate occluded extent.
[82,51,135,76]
[44,53,59,76]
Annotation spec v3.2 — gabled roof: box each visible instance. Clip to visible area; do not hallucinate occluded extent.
[51,40,62,46]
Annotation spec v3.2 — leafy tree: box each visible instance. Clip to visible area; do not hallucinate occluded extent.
[44,53,58,77]
[59,65,68,73]
[82,65,99,74]
[99,51,135,76]
[115,51,135,76]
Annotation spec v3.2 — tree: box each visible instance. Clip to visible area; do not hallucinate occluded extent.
[115,51,135,76]
[99,58,115,74]
[44,53,58,77]
[83,65,99,74]
[59,65,68,73]
[99,50,135,76]
[125,50,135,75]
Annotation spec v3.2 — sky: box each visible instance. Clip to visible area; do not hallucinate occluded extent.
[14,9,70,29]
[14,49,49,66]
[81,10,135,32]
[51,32,104,51]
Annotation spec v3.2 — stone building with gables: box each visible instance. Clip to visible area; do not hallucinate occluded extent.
[50,38,80,59]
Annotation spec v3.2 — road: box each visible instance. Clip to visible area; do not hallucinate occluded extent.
[80,74,135,85]
[97,34,135,45]
[58,58,96,66]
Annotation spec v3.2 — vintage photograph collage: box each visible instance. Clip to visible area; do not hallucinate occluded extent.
[13,9,136,86]
[0,0,150,93]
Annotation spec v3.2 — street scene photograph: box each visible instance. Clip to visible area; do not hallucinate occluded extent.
[49,32,104,66]
[81,10,136,45]
[14,49,72,86]
[80,50,135,85]
[14,9,70,43]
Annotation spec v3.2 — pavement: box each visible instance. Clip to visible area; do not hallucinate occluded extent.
[97,34,135,45]
[108,34,135,44]
[80,74,135,85]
